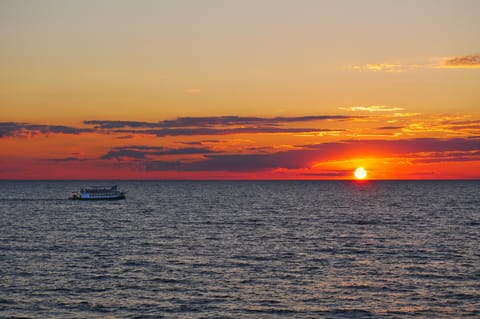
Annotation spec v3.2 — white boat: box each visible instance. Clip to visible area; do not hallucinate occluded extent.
[69,185,126,200]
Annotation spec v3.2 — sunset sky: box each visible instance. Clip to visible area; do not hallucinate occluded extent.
[1,0,479,179]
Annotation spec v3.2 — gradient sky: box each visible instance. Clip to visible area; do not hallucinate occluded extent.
[1,0,479,179]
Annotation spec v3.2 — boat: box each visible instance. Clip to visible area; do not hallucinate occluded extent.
[69,185,126,200]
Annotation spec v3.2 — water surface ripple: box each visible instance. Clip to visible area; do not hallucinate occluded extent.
[0,181,479,318]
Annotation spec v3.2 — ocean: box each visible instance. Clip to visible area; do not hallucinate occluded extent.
[0,181,479,318]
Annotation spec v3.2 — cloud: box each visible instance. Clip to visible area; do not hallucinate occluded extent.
[114,127,340,137]
[441,54,480,68]
[352,54,480,72]
[145,152,310,172]
[443,119,480,125]
[101,149,148,160]
[142,137,480,172]
[161,115,361,127]
[412,150,480,164]
[85,115,360,129]
[82,115,362,137]
[179,140,221,145]
[339,105,405,112]
[48,157,89,162]
[377,126,404,130]
[447,125,480,131]
[83,120,160,129]
[1,115,358,139]
[116,135,135,139]
[301,138,480,154]
[353,63,404,72]
[392,112,420,117]
[303,170,352,177]
[0,122,92,138]
[440,119,480,131]
[101,145,218,160]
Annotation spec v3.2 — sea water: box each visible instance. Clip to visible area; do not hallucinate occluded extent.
[0,181,479,318]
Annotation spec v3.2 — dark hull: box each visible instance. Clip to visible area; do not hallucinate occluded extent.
[70,195,126,200]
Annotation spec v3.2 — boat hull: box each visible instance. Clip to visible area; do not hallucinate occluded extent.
[70,194,126,200]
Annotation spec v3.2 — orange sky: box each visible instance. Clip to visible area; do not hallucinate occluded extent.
[1,1,479,179]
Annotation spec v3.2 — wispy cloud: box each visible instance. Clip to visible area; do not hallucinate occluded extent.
[353,63,404,72]
[301,138,480,154]
[83,115,360,137]
[439,119,480,132]
[339,105,405,112]
[351,54,480,72]
[412,150,480,164]
[85,115,360,129]
[0,122,92,138]
[83,120,160,129]
[1,115,360,139]
[113,127,340,137]
[48,157,89,162]
[116,135,135,139]
[376,126,404,130]
[101,145,218,160]
[303,170,352,177]
[179,140,221,145]
[441,54,480,68]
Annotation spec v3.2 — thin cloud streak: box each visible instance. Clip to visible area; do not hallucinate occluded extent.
[351,54,480,72]
[84,115,357,137]
[377,126,404,130]
[85,115,361,129]
[442,54,480,68]
[353,63,404,72]
[101,145,218,160]
[113,127,340,137]
[339,106,405,112]
[48,157,89,162]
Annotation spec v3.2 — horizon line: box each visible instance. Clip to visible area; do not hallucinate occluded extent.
[1,179,479,182]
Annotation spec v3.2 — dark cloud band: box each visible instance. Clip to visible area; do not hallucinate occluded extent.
[0,122,92,138]
[141,137,480,172]
[84,115,361,129]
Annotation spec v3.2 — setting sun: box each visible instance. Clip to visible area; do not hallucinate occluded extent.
[354,167,367,179]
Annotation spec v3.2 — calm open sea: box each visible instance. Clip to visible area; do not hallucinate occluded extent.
[0,181,479,318]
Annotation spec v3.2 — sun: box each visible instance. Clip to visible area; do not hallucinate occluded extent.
[354,167,367,179]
